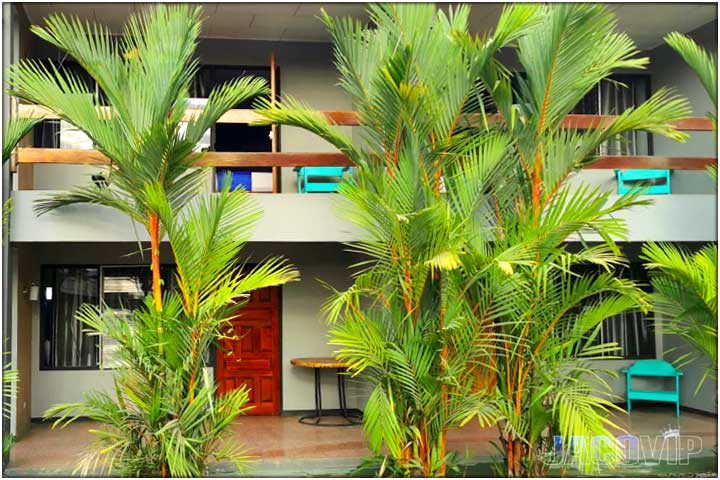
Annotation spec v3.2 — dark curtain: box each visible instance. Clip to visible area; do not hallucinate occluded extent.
[33,120,60,148]
[571,76,651,156]
[599,79,637,155]
[41,267,100,369]
[574,263,656,359]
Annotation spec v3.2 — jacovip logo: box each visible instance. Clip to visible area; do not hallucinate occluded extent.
[550,427,704,468]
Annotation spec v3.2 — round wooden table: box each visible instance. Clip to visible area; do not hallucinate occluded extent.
[290,357,362,426]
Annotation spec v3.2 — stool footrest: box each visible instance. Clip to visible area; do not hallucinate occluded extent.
[628,390,678,402]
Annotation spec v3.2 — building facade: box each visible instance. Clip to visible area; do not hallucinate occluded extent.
[3,3,718,438]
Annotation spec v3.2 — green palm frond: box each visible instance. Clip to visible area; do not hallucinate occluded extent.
[664,31,718,175]
[248,2,684,477]
[2,114,44,162]
[2,360,19,419]
[707,165,717,182]
[162,182,299,319]
[516,4,647,133]
[599,87,691,144]
[641,242,717,392]
[29,5,296,477]
[253,95,360,163]
[665,32,717,111]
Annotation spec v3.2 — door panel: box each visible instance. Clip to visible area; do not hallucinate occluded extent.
[216,287,280,415]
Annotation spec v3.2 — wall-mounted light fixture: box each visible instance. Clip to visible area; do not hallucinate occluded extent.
[29,283,39,301]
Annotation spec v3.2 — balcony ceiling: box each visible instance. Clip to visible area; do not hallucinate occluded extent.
[20,2,718,49]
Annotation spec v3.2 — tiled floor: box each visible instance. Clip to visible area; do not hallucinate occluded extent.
[7,405,717,475]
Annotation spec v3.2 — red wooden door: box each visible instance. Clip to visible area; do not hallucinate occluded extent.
[216,286,281,415]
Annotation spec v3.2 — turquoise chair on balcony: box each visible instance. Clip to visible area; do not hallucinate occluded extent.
[622,360,683,417]
[616,169,671,195]
[295,166,351,193]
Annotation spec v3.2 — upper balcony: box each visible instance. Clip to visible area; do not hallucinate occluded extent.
[7,104,718,244]
[5,3,717,244]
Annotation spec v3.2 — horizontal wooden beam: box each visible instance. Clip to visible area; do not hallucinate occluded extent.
[17,148,716,170]
[17,104,714,131]
[16,148,355,168]
[556,114,714,131]
[194,152,354,167]
[585,155,716,170]
[17,103,358,127]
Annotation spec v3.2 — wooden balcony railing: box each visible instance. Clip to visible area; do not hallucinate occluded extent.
[11,104,717,191]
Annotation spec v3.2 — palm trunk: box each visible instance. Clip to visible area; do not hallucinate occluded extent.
[507,438,522,477]
[148,212,168,478]
[148,212,163,312]
[437,271,448,477]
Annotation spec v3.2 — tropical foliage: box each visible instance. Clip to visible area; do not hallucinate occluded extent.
[46,183,298,476]
[665,31,718,180]
[6,5,298,476]
[665,32,717,129]
[2,114,44,227]
[640,31,718,397]
[2,355,18,422]
[2,115,44,163]
[2,354,18,462]
[641,243,717,392]
[461,4,690,476]
[258,3,690,477]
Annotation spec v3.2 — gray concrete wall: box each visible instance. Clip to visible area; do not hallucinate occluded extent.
[26,242,367,417]
[10,191,363,243]
[648,20,717,195]
[11,190,716,244]
[646,21,718,414]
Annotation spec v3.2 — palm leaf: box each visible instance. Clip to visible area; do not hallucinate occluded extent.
[2,114,44,162]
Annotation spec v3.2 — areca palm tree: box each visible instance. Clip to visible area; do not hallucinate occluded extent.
[259,3,690,477]
[46,183,298,476]
[6,4,268,313]
[639,32,717,397]
[641,243,717,392]
[259,4,537,476]
[462,4,691,476]
[7,5,299,476]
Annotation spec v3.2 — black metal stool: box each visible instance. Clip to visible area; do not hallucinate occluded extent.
[290,357,363,427]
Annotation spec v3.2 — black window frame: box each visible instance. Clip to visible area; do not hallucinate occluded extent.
[572,261,657,360]
[39,263,176,371]
[39,265,101,371]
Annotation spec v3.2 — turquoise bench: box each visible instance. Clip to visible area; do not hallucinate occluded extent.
[622,360,683,417]
[615,169,671,195]
[295,166,351,193]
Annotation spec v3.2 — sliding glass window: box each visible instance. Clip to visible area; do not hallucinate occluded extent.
[40,267,100,370]
[40,265,176,370]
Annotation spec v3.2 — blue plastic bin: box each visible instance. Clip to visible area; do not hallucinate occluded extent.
[217,169,251,192]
